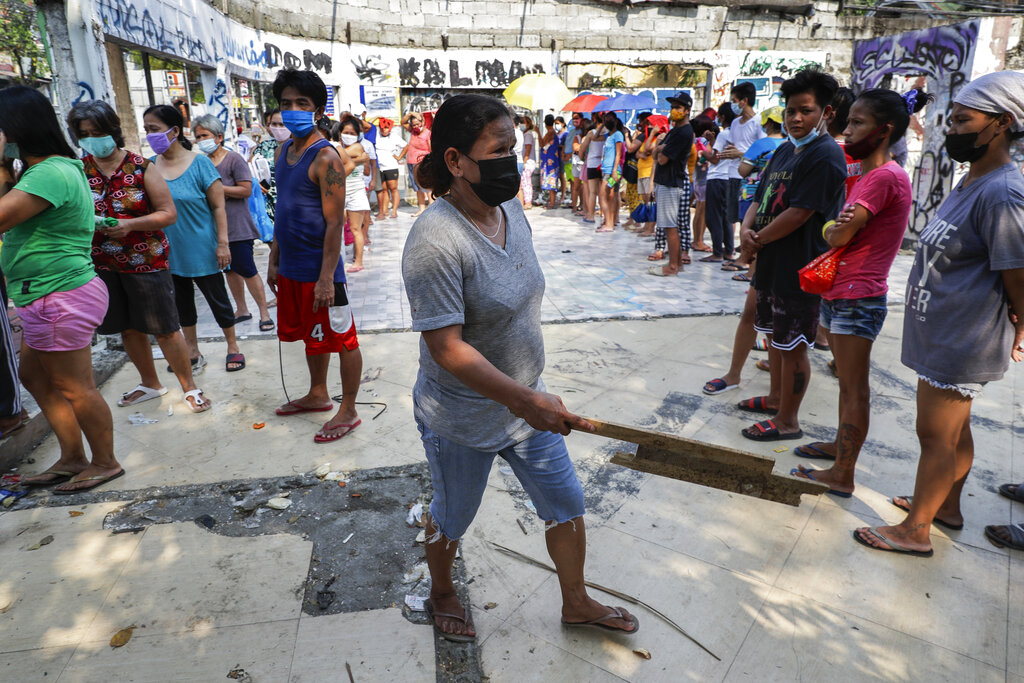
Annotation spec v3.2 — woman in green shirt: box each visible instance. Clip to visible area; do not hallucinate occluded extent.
[0,86,123,494]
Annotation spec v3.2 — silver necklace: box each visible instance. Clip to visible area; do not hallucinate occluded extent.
[448,196,503,239]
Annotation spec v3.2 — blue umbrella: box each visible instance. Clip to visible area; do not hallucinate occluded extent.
[592,93,658,112]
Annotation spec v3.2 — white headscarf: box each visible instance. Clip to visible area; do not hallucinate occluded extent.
[953,71,1024,133]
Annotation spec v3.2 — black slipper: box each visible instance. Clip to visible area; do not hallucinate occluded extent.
[425,599,476,643]
[998,483,1024,503]
[742,419,802,442]
[234,313,253,324]
[259,319,275,331]
[53,469,126,496]
[226,353,246,372]
[737,396,776,415]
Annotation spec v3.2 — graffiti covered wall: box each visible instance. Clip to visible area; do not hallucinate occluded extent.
[852,21,980,237]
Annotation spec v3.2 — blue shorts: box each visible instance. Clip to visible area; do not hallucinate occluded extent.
[228,239,258,278]
[820,295,887,341]
[738,199,754,222]
[407,163,422,192]
[416,418,585,541]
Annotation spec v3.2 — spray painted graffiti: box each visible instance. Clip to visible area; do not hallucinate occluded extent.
[211,78,230,128]
[264,44,331,74]
[96,0,210,63]
[707,50,824,104]
[851,20,979,236]
[352,55,388,84]
[359,51,549,89]
[72,81,95,106]
[739,53,820,78]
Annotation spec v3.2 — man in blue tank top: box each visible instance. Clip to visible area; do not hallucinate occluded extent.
[267,69,364,444]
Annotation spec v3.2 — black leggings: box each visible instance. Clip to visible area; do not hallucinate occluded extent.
[0,265,22,419]
[172,273,235,329]
[705,178,735,257]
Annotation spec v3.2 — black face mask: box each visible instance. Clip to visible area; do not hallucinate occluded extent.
[945,118,998,164]
[464,154,520,207]
[844,124,888,161]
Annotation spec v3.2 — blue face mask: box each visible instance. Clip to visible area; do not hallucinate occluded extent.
[4,142,19,160]
[79,135,117,158]
[788,111,825,149]
[731,102,743,116]
[197,139,219,155]
[281,110,316,137]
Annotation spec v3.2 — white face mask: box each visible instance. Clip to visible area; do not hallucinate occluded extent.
[341,133,359,146]
[554,124,564,132]
[269,124,291,142]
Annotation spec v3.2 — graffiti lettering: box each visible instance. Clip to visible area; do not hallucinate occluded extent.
[740,53,819,78]
[96,0,210,64]
[422,59,446,87]
[852,20,979,236]
[398,58,421,87]
[211,78,230,128]
[303,49,332,74]
[72,81,95,107]
[352,55,387,84]
[476,59,508,88]
[449,61,472,87]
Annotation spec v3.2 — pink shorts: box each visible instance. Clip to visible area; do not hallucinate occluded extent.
[17,277,109,352]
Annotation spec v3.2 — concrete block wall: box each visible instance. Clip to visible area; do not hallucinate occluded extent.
[232,0,935,75]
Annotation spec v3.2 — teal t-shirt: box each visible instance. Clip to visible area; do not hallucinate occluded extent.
[601,130,624,176]
[1,156,95,307]
[162,154,222,277]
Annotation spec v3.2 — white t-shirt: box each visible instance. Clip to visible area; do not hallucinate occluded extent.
[523,130,538,164]
[729,115,766,155]
[514,127,524,162]
[374,133,402,171]
[585,134,605,169]
[361,138,376,162]
[708,128,741,180]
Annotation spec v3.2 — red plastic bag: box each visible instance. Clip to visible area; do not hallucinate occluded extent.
[798,245,848,295]
[344,221,354,246]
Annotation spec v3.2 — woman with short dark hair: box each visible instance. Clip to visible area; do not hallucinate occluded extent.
[402,94,639,643]
[66,99,211,414]
[0,87,122,493]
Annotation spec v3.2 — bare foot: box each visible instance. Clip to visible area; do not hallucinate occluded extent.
[22,459,89,485]
[793,464,854,495]
[374,213,386,220]
[562,599,638,633]
[322,407,359,432]
[429,592,475,639]
[854,524,932,553]
[185,391,213,413]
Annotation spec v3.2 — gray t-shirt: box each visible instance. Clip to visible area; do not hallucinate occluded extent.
[216,150,259,242]
[902,162,1024,384]
[402,197,546,451]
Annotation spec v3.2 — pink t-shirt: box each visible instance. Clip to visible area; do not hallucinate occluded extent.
[825,161,912,300]
[407,129,432,165]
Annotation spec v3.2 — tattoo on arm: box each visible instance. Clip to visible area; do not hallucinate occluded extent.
[792,371,807,395]
[324,163,345,196]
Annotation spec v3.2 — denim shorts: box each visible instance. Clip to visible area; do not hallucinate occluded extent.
[416,418,585,541]
[819,295,887,342]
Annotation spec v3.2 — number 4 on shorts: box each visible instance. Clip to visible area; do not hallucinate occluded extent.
[310,323,324,341]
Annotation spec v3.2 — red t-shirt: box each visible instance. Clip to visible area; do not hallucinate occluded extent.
[826,161,912,300]
[841,144,862,199]
[407,128,432,165]
[85,151,169,273]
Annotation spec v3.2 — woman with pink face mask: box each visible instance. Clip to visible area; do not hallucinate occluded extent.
[255,108,289,224]
[398,111,433,216]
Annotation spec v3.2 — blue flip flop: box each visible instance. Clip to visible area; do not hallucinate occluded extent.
[794,442,836,461]
[790,467,853,498]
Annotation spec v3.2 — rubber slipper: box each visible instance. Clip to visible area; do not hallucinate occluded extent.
[259,319,275,331]
[234,313,253,324]
[314,419,362,443]
[21,469,77,487]
[794,442,836,461]
[756,359,770,372]
[889,496,963,530]
[562,606,639,635]
[742,419,803,442]
[737,396,775,414]
[647,251,665,261]
[852,527,933,558]
[184,389,212,413]
[702,378,738,395]
[692,244,713,252]
[276,401,334,416]
[790,466,853,498]
[984,523,1024,551]
[595,227,614,233]
[721,263,747,272]
[117,384,169,407]
[226,353,246,372]
[699,255,723,262]
[752,339,769,351]
[346,265,364,273]
[732,273,752,282]
[53,469,126,496]
[425,599,476,643]
[998,483,1024,503]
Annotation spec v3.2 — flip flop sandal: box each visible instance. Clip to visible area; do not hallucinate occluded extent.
[22,469,77,487]
[167,355,205,374]
[756,359,770,372]
[259,319,275,331]
[852,527,933,558]
[647,251,665,261]
[226,353,246,372]
[890,496,964,531]
[737,396,775,414]
[314,419,362,443]
[742,419,803,442]
[275,401,334,416]
[828,359,839,378]
[562,606,639,635]
[117,384,169,407]
[721,263,747,272]
[53,469,126,496]
[0,416,29,441]
[647,266,677,277]
[184,389,211,414]
[752,339,769,351]
[425,599,476,643]
[790,466,853,498]
[998,483,1024,503]
[699,255,723,263]
[702,378,739,395]
[234,313,253,324]
[692,245,713,252]
[794,442,835,460]
[732,273,752,282]
[984,523,1024,551]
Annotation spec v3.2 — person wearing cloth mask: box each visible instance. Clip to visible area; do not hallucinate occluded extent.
[402,94,639,644]
[374,118,402,219]
[144,104,244,376]
[853,71,1024,557]
[398,111,433,216]
[715,82,766,266]
[193,114,274,334]
[789,89,917,497]
[735,68,847,442]
[255,108,288,224]
[66,100,212,415]
[0,86,121,493]
[268,69,363,445]
[333,117,372,273]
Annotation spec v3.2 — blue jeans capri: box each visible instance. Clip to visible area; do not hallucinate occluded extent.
[819,296,887,342]
[416,418,586,541]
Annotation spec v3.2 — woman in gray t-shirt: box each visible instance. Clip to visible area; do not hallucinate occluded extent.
[401,95,639,643]
[854,71,1024,558]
